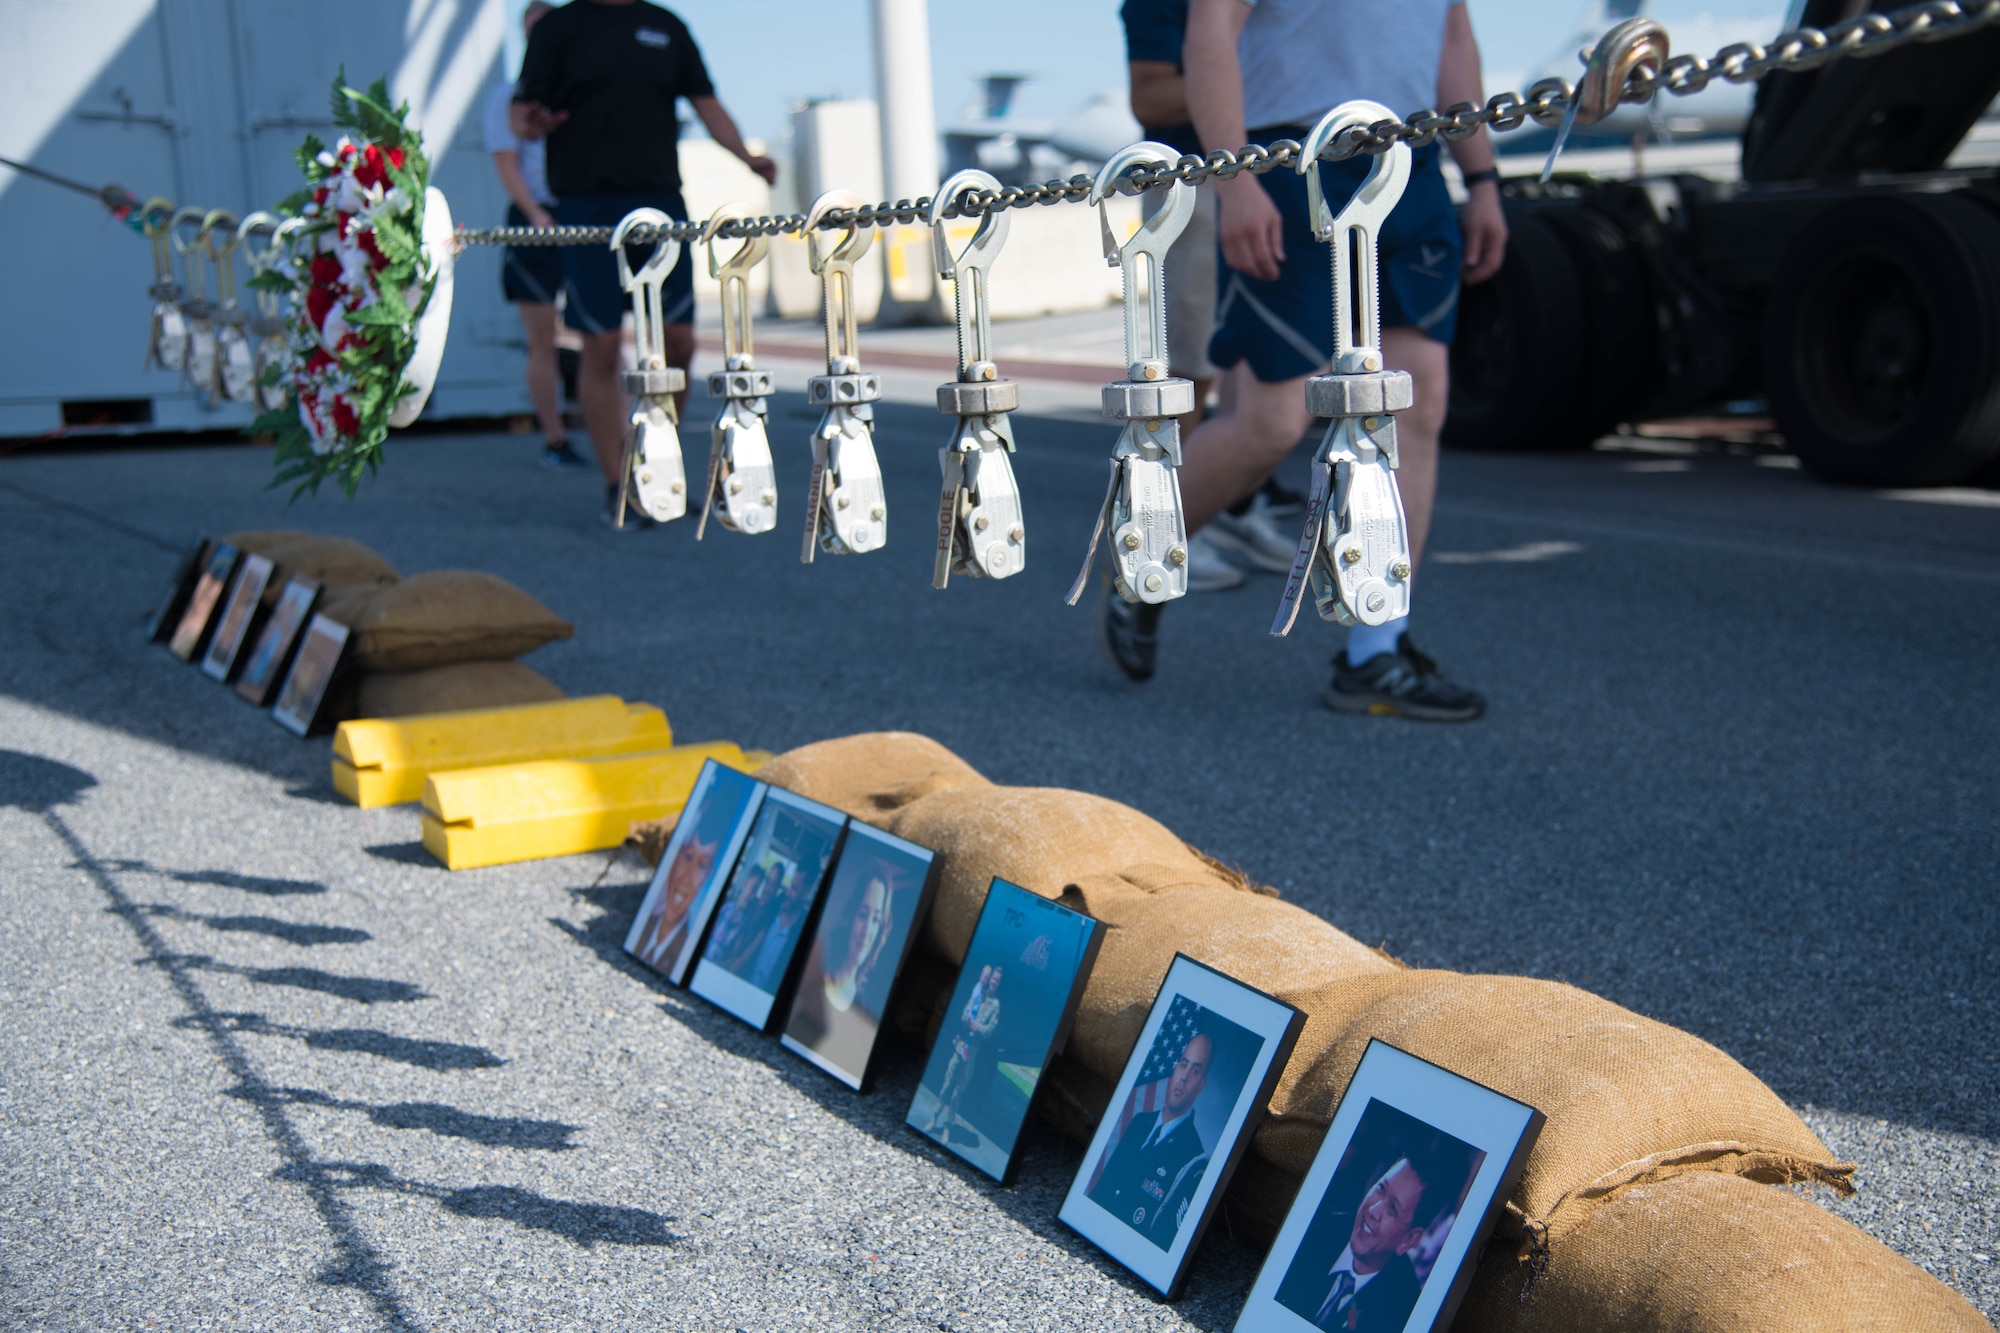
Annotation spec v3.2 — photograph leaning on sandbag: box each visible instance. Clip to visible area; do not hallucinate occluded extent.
[3,0,1998,1327]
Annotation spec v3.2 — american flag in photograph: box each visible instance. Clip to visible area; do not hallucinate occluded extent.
[1115,996,1204,1140]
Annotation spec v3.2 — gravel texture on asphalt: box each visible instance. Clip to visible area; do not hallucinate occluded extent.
[1,401,1994,1329]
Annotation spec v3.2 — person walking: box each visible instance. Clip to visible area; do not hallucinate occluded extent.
[1104,0,1507,721]
[484,2,590,473]
[512,0,777,526]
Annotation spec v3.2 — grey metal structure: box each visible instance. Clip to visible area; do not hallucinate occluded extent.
[0,0,525,438]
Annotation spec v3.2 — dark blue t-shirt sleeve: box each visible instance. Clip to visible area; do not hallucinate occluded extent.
[1120,0,1189,67]
[514,14,560,104]
[676,16,716,98]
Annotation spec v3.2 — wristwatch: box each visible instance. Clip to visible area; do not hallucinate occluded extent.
[1461,168,1501,188]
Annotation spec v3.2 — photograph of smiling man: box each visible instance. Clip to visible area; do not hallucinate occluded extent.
[623,760,767,984]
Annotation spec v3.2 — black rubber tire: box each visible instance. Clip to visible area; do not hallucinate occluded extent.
[1540,202,1662,443]
[1763,192,2000,486]
[1444,210,1586,452]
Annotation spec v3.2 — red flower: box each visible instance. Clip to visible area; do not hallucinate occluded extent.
[331,396,360,438]
[355,228,388,270]
[387,146,406,171]
[312,185,329,207]
[305,348,336,373]
[310,253,342,286]
[353,143,387,190]
[305,283,335,329]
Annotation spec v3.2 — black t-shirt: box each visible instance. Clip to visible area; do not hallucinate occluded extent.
[515,1,716,197]
[1120,0,1203,159]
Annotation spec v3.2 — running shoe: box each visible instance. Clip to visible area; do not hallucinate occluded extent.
[540,438,591,471]
[1324,635,1487,721]
[1206,496,1299,573]
[1187,530,1247,591]
[1261,477,1307,521]
[1101,582,1165,682]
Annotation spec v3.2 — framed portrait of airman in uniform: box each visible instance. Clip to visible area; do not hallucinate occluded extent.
[201,552,274,682]
[624,760,768,986]
[270,613,350,737]
[167,541,241,662]
[1233,1040,1543,1333]
[236,576,323,706]
[1059,954,1303,1299]
[147,537,211,643]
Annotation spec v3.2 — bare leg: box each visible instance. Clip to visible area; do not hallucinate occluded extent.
[1381,327,1447,568]
[1178,371,1315,534]
[578,329,628,487]
[662,322,695,421]
[1171,375,1213,437]
[516,302,564,444]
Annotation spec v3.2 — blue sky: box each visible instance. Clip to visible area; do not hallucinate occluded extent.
[505,0,1789,147]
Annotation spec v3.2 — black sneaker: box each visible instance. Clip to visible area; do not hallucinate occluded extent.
[1261,476,1307,521]
[1324,635,1486,721]
[540,438,591,471]
[1101,581,1165,682]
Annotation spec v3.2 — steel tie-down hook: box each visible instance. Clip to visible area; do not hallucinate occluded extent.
[141,198,189,373]
[237,212,295,413]
[1065,142,1199,609]
[204,208,258,406]
[698,203,778,540]
[928,169,1025,589]
[171,206,220,396]
[800,189,887,562]
[1272,100,1417,639]
[611,207,689,527]
[1539,16,1671,181]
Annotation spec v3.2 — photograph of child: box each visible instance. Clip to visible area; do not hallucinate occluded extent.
[236,577,321,705]
[908,881,1101,1181]
[272,615,348,736]
[1272,1101,1485,1333]
[1083,996,1263,1252]
[202,553,273,681]
[689,790,846,1030]
[780,824,937,1090]
[624,762,766,985]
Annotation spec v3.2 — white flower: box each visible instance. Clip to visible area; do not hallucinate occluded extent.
[333,173,364,216]
[321,305,350,351]
[315,150,336,169]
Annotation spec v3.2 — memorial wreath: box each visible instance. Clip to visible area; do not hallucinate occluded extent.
[252,75,437,497]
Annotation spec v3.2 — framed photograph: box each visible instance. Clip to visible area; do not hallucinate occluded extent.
[166,541,241,662]
[147,537,210,642]
[1233,1041,1544,1333]
[201,552,274,682]
[907,879,1103,1182]
[688,789,847,1031]
[624,760,768,985]
[271,613,350,737]
[779,823,939,1091]
[1059,954,1304,1299]
[236,576,323,706]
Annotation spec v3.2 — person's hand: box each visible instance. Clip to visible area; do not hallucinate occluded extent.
[1460,182,1507,285]
[513,101,568,142]
[525,204,556,230]
[1216,174,1284,282]
[744,154,778,186]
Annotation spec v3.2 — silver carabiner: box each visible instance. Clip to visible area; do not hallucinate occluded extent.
[698,203,778,539]
[172,207,219,396]
[141,199,188,373]
[205,209,258,406]
[1066,142,1198,608]
[801,189,886,562]
[928,169,1024,589]
[238,212,293,412]
[1272,101,1417,638]
[611,208,689,525]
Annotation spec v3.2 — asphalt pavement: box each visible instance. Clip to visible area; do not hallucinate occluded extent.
[1,382,1995,1329]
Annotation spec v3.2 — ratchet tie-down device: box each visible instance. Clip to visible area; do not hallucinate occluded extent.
[1272,101,1418,638]
[141,199,189,374]
[928,169,1025,589]
[611,208,689,527]
[697,203,778,539]
[800,189,888,561]
[1066,142,1199,608]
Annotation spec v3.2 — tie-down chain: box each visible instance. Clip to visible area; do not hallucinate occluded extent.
[928,169,1025,589]
[1272,101,1417,638]
[612,207,690,527]
[697,203,779,540]
[1066,142,1199,608]
[801,190,887,562]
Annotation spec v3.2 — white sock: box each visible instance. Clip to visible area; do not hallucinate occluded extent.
[1344,616,1407,666]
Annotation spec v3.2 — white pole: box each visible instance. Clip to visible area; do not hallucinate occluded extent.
[870,0,940,203]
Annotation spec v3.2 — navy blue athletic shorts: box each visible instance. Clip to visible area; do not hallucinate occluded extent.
[554,190,694,336]
[501,203,564,305]
[1209,140,1461,383]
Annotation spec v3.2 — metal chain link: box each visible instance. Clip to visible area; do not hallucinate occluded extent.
[453,0,2000,249]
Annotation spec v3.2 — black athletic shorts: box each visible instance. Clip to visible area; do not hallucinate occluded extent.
[501,202,563,305]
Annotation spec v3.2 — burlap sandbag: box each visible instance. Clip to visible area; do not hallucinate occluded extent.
[353,661,565,719]
[222,529,314,558]
[1259,970,1852,1252]
[1455,1171,1992,1332]
[223,531,400,609]
[753,731,990,821]
[337,570,572,671]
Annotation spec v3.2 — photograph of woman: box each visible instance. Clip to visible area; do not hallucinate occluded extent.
[780,824,938,1090]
